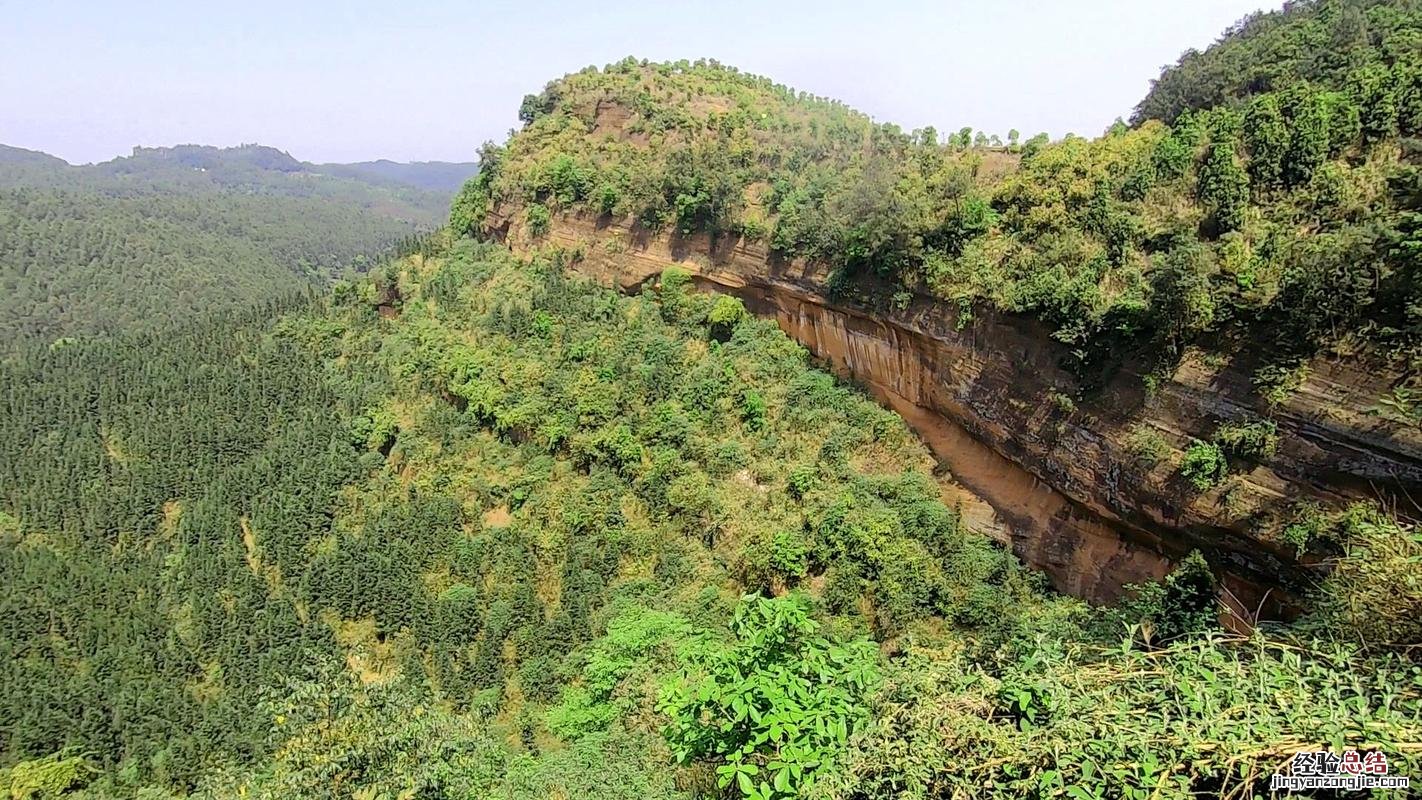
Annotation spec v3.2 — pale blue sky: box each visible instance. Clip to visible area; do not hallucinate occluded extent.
[2,0,1277,165]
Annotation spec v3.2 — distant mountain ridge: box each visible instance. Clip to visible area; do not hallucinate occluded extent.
[0,144,68,167]
[0,142,478,196]
[0,142,478,350]
[315,159,481,192]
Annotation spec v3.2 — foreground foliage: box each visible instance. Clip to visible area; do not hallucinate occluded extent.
[661,597,879,800]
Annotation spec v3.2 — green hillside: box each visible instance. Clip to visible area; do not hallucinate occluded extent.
[1133,0,1422,124]
[0,144,475,352]
[4,3,1422,799]
[2,235,1418,799]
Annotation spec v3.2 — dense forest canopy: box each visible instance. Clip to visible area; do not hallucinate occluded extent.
[315,159,485,192]
[1134,0,1422,124]
[0,144,477,351]
[5,3,1422,799]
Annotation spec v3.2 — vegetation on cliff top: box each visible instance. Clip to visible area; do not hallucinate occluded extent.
[460,2,1422,388]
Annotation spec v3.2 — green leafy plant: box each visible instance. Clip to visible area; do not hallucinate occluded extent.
[1113,550,1219,646]
[660,595,879,800]
[1281,501,1330,555]
[1047,390,1077,416]
[708,294,751,341]
[1370,385,1422,426]
[526,202,552,236]
[1124,424,1170,466]
[1253,362,1310,406]
[786,464,818,500]
[1212,418,1279,461]
[1178,440,1227,491]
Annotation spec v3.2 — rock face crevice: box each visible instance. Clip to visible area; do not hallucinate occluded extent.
[490,206,1422,622]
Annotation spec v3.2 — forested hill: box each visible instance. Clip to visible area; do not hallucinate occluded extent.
[0,143,477,351]
[1134,0,1422,124]
[315,159,483,191]
[463,24,1422,393]
[0,145,66,171]
[0,144,478,209]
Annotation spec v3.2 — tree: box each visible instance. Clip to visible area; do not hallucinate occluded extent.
[1354,64,1398,143]
[1151,240,1216,351]
[518,84,560,125]
[1022,132,1050,157]
[1283,90,1329,187]
[1196,132,1248,234]
[1243,95,1287,192]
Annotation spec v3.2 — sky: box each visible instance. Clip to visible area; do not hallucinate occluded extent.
[1,0,1280,165]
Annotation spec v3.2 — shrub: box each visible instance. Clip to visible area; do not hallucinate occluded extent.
[952,583,1002,628]
[1307,505,1422,647]
[871,539,942,633]
[666,471,725,543]
[706,439,749,476]
[1115,550,1218,644]
[1046,390,1076,416]
[707,295,749,342]
[571,424,642,473]
[1212,419,1279,461]
[594,182,621,215]
[1281,501,1329,555]
[547,607,691,739]
[739,389,767,431]
[660,595,880,800]
[656,268,700,325]
[786,464,817,500]
[547,155,593,205]
[822,564,865,615]
[1,755,94,799]
[1124,424,1170,466]
[526,203,552,237]
[1253,361,1309,405]
[741,530,810,591]
[1178,439,1227,491]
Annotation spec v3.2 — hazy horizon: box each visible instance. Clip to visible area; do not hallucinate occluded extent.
[3,0,1279,165]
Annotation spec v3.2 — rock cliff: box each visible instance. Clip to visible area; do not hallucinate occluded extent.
[490,205,1422,624]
